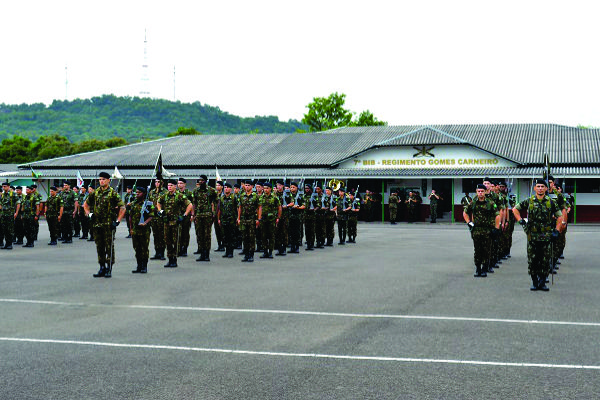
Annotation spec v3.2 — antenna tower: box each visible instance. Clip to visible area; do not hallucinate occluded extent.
[65,66,68,100]
[140,29,150,97]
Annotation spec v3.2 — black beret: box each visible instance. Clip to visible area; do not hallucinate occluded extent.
[1,182,9,186]
[233,183,241,189]
[99,172,111,179]
[290,181,298,187]
[31,184,37,188]
[167,179,178,185]
[476,184,486,190]
[224,182,232,188]
[178,177,187,183]
[199,174,208,181]
[304,183,312,189]
[63,181,70,186]
[50,186,58,191]
[263,182,272,188]
[535,178,547,186]
[216,180,223,186]
[498,181,506,186]
[255,181,263,186]
[276,180,284,185]
[136,186,147,194]
[483,177,491,183]
[126,185,133,189]
[88,185,95,189]
[548,175,555,182]
[338,187,346,192]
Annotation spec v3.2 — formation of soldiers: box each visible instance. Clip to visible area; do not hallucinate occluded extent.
[462,176,571,291]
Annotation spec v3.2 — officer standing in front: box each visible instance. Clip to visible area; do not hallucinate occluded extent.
[238,180,259,262]
[157,179,193,268]
[257,182,281,258]
[192,175,217,262]
[218,182,238,259]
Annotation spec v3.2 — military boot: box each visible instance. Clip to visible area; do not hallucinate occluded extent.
[537,275,549,291]
[196,250,206,262]
[93,264,106,278]
[268,250,273,259]
[247,251,254,262]
[474,265,484,277]
[203,250,210,261]
[276,246,286,256]
[241,249,249,262]
[140,260,148,274]
[227,248,233,258]
[132,258,143,273]
[530,275,539,291]
[260,250,269,259]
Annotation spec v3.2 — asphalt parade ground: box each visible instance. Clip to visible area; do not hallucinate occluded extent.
[1,221,599,399]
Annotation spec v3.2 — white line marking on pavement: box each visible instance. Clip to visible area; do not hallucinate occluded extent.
[1,337,599,370]
[1,298,600,327]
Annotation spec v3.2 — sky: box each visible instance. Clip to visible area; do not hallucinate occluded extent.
[1,0,599,127]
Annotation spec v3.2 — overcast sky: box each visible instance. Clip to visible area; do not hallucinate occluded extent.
[1,0,598,127]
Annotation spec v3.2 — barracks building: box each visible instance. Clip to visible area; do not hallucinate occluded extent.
[2,124,599,222]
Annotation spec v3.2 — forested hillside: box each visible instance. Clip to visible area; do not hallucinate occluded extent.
[0,95,307,143]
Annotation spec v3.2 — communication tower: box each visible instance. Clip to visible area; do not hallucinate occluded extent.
[140,29,150,97]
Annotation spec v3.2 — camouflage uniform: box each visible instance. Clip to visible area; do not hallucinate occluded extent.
[275,188,292,254]
[406,193,418,222]
[348,196,360,242]
[460,194,473,208]
[288,190,304,252]
[45,193,64,244]
[485,191,504,267]
[213,190,225,251]
[178,188,194,256]
[336,193,349,244]
[124,190,136,236]
[60,189,77,242]
[72,190,81,237]
[464,197,499,275]
[429,193,439,223]
[0,189,20,248]
[258,192,280,257]
[388,193,399,223]
[158,191,191,264]
[302,189,319,250]
[515,195,562,283]
[85,186,124,265]
[192,185,216,259]
[148,186,167,259]
[219,193,239,257]
[14,191,25,244]
[314,191,326,248]
[549,187,567,267]
[239,191,259,261]
[20,192,40,246]
[324,193,336,246]
[78,190,90,239]
[130,195,154,271]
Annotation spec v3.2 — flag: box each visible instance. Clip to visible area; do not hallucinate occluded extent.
[154,152,174,181]
[215,165,221,181]
[76,170,84,187]
[30,166,40,180]
[112,166,123,180]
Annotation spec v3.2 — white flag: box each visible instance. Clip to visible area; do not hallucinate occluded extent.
[112,166,123,180]
[76,170,84,187]
[215,166,221,181]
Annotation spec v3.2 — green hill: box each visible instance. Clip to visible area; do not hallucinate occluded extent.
[0,94,307,143]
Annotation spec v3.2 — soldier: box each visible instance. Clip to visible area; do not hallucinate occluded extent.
[513,179,563,291]
[20,186,40,247]
[548,176,568,270]
[233,183,243,249]
[429,189,440,223]
[72,186,81,237]
[463,184,501,277]
[130,186,154,274]
[303,183,318,251]
[31,184,43,241]
[483,178,505,269]
[287,181,305,253]
[86,185,96,241]
[347,190,360,243]
[254,181,264,252]
[83,172,126,278]
[148,179,167,261]
[218,182,239,258]
[324,186,336,246]
[213,180,225,252]
[1,181,20,250]
[238,180,259,262]
[13,186,25,245]
[192,175,217,262]
[363,190,373,222]
[460,192,473,208]
[274,180,291,255]
[156,179,193,268]
[336,187,350,244]
[314,184,326,248]
[388,190,399,224]
[59,181,78,244]
[258,182,281,258]
[177,177,193,257]
[78,185,90,239]
[406,191,418,223]
[123,185,135,238]
[45,186,64,245]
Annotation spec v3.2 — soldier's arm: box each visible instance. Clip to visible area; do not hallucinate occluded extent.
[495,214,501,229]
[83,199,91,216]
[237,205,241,224]
[58,206,64,221]
[184,202,193,217]
[257,205,263,221]
[277,204,282,220]
[116,206,126,222]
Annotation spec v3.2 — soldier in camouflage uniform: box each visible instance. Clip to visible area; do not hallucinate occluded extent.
[84,172,126,278]
[258,182,281,258]
[192,175,217,262]
[45,186,64,245]
[13,187,25,245]
[388,190,399,224]
[149,179,168,261]
[254,181,264,252]
[78,186,90,239]
[274,180,291,255]
[287,182,305,253]
[218,182,239,258]
[483,178,505,270]
[336,187,350,245]
[405,191,418,223]
[428,190,440,223]
[460,192,473,208]
[86,185,96,241]
[130,186,154,274]
[324,187,336,246]
[1,182,21,250]
[238,180,259,262]
[233,183,243,249]
[302,183,319,251]
[314,184,326,248]
[177,178,194,257]
[213,181,225,252]
[157,179,193,268]
[548,176,568,270]
[31,184,43,241]
[463,184,501,277]
[348,190,360,243]
[123,185,135,238]
[72,186,81,237]
[514,179,563,291]
[59,181,78,244]
[20,186,40,247]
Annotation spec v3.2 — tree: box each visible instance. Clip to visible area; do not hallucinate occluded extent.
[167,127,203,137]
[72,139,107,154]
[350,110,387,127]
[302,92,353,132]
[31,134,73,161]
[104,137,128,148]
[0,136,32,163]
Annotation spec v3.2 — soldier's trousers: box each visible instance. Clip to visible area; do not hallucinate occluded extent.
[47,216,60,242]
[221,221,236,252]
[326,213,336,243]
[240,219,256,252]
[73,213,80,235]
[23,216,36,244]
[164,222,180,259]
[304,213,315,248]
[194,215,213,251]
[471,229,491,268]
[288,216,302,247]
[527,239,552,277]
[275,215,288,251]
[214,216,224,248]
[14,216,24,242]
[79,211,89,237]
[553,228,567,265]
[348,217,357,239]
[390,208,397,223]
[61,212,73,240]
[337,217,347,242]
[1,215,15,245]
[151,218,165,254]
[430,204,438,222]
[132,228,151,262]
[315,213,325,245]
[93,225,116,265]
[180,217,191,251]
[261,219,276,253]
